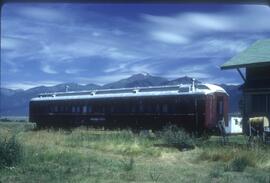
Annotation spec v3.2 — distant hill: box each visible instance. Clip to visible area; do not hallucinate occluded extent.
[0,83,100,116]
[0,74,241,116]
[163,76,201,85]
[102,73,168,89]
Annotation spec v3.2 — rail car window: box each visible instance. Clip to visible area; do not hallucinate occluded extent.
[50,106,54,113]
[169,104,176,114]
[83,105,87,113]
[176,97,194,114]
[54,106,58,112]
[60,106,64,112]
[101,106,105,113]
[139,104,144,112]
[146,104,152,113]
[162,104,168,113]
[156,104,160,113]
[88,105,92,113]
[131,105,136,113]
[72,106,76,113]
[76,106,81,113]
[111,106,114,113]
[65,106,69,112]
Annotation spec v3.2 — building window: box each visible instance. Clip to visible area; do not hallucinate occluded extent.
[268,95,270,112]
[235,119,238,125]
[252,94,267,113]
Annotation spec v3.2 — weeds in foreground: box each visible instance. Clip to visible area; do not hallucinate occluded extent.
[226,155,255,172]
[208,164,224,179]
[1,123,270,183]
[0,136,22,169]
[159,125,195,150]
[149,168,162,182]
[121,157,135,172]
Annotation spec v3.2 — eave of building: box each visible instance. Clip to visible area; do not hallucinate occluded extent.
[221,39,270,70]
[243,88,270,92]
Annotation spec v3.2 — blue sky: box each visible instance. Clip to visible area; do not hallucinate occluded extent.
[1,3,270,90]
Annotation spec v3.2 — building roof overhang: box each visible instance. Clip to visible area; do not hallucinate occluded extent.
[221,39,270,70]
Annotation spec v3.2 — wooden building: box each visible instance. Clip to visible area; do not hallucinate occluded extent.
[221,39,270,134]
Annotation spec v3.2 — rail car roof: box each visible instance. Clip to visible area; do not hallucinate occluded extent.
[31,84,227,102]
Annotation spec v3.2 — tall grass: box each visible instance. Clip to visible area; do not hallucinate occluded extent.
[1,123,270,183]
[0,136,22,169]
[159,125,195,150]
[197,136,270,173]
[63,127,163,156]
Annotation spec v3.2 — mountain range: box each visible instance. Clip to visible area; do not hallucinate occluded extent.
[0,74,242,116]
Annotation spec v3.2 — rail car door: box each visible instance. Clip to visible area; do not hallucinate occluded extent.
[194,97,206,134]
[216,96,224,121]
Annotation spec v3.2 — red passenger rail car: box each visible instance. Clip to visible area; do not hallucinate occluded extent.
[29,83,228,133]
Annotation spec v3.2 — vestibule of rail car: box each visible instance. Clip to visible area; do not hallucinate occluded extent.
[204,93,228,130]
[217,96,224,121]
[216,95,230,129]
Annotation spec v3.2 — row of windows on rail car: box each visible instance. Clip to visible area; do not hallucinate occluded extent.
[48,104,170,114]
[32,100,199,114]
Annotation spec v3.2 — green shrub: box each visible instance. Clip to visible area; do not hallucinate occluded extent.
[209,165,224,178]
[0,136,22,169]
[198,150,234,162]
[149,168,162,182]
[121,157,134,172]
[226,155,255,172]
[160,125,194,149]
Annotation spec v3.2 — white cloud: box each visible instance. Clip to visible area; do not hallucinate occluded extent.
[181,38,250,58]
[151,31,189,44]
[92,32,101,37]
[65,69,84,74]
[165,64,212,79]
[1,36,40,52]
[143,5,270,45]
[1,36,21,50]
[76,74,131,85]
[207,39,248,53]
[2,4,270,87]
[41,65,57,74]
[104,63,127,73]
[104,60,159,76]
[17,6,67,23]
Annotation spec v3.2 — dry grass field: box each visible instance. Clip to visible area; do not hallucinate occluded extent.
[1,122,270,183]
